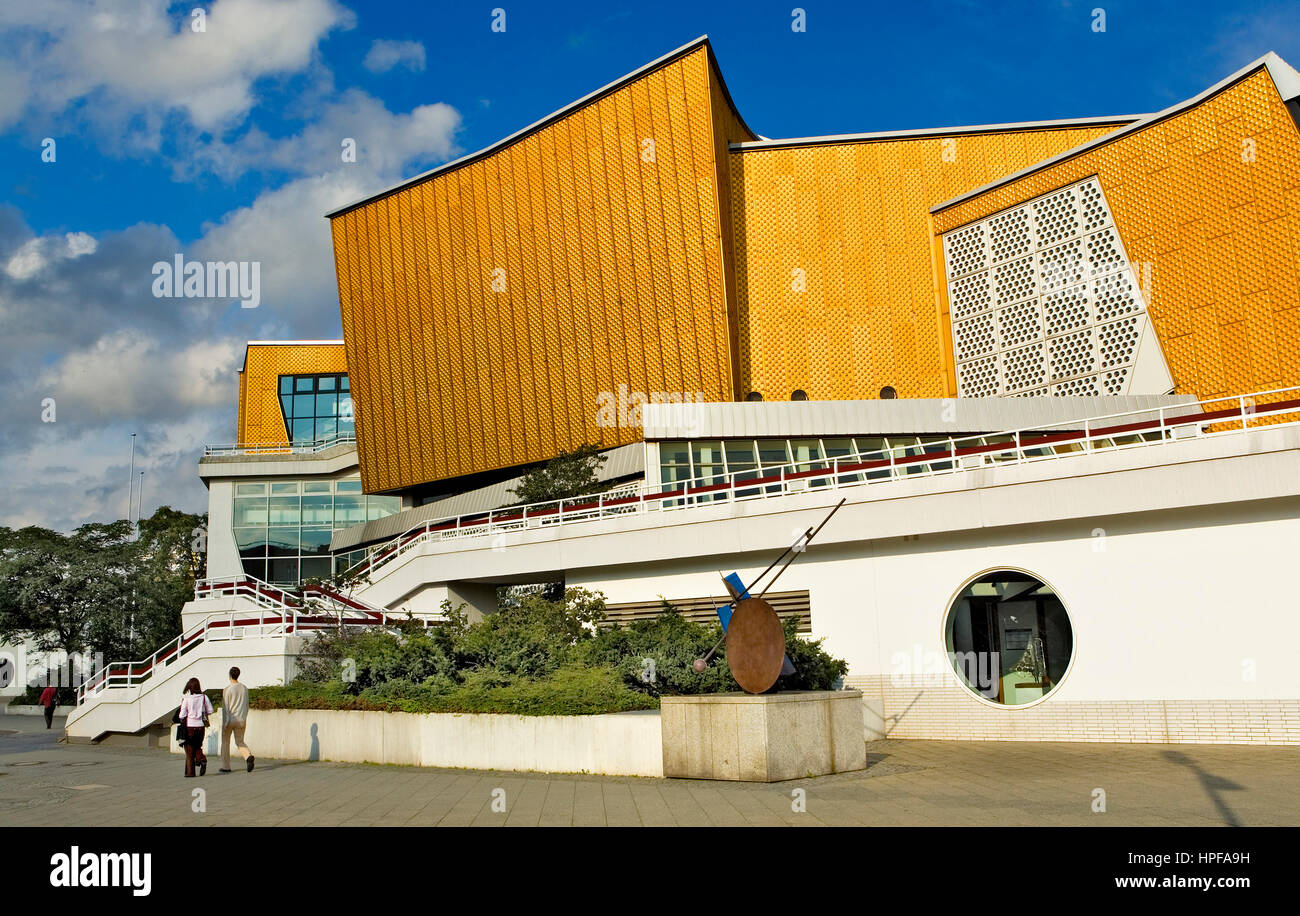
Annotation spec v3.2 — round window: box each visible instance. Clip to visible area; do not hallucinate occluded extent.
[944,570,1073,706]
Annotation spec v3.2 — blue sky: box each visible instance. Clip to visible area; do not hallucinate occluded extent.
[0,0,1296,531]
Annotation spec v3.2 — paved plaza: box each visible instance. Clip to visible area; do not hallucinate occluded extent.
[1,713,1296,827]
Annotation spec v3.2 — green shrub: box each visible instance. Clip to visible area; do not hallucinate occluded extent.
[279,587,848,716]
[252,665,656,717]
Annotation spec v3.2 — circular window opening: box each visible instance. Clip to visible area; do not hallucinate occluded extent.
[944,570,1073,706]
[791,389,808,401]
[879,385,897,399]
[745,391,764,402]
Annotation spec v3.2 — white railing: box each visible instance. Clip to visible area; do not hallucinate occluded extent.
[75,577,419,708]
[192,576,296,610]
[348,387,1300,582]
[203,433,356,457]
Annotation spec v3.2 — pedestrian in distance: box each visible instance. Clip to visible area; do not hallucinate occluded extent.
[39,684,58,729]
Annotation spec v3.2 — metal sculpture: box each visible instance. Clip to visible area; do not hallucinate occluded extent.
[693,498,846,693]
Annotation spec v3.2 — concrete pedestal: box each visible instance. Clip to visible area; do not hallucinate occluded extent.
[660,690,865,781]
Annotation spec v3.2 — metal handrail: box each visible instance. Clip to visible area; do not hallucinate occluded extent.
[348,386,1300,582]
[202,433,357,457]
[77,576,419,708]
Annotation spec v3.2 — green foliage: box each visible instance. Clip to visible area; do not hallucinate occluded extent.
[286,588,849,716]
[0,506,205,663]
[572,603,739,696]
[507,443,609,505]
[252,665,657,717]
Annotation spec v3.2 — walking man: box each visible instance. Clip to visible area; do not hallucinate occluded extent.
[219,667,255,773]
[39,684,57,729]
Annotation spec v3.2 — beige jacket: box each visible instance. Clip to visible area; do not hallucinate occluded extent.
[222,682,250,726]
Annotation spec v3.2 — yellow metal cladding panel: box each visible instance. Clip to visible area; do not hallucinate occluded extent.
[236,343,348,446]
[331,46,739,494]
[934,69,1300,404]
[730,124,1120,401]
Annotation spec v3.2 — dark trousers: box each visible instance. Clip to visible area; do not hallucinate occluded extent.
[43,705,54,729]
[184,727,207,776]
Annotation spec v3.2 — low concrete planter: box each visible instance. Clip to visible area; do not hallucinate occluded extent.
[661,690,866,781]
[172,707,664,777]
[4,704,74,716]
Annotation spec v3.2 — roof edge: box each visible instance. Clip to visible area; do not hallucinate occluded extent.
[930,52,1300,216]
[730,114,1145,152]
[325,35,717,219]
[239,339,345,373]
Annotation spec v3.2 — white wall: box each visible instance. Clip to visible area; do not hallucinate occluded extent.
[171,707,664,777]
[205,479,242,581]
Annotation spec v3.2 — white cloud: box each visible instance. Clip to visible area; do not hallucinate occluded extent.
[35,331,241,421]
[184,88,461,181]
[0,0,354,135]
[5,231,97,280]
[363,39,426,73]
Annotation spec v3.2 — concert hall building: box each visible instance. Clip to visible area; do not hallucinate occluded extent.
[188,37,1300,745]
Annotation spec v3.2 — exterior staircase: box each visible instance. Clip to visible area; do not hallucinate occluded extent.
[65,577,414,743]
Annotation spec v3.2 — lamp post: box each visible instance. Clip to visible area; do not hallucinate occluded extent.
[126,433,136,525]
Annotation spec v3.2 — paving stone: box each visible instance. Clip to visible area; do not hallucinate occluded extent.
[2,714,1297,827]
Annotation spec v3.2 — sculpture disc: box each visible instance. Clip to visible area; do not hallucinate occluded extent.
[726,597,786,694]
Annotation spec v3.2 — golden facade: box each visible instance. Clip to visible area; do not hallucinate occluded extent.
[729,124,1127,401]
[237,342,347,446]
[324,39,1300,492]
[330,42,752,494]
[933,65,1300,402]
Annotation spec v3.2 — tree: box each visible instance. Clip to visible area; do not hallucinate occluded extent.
[508,443,609,505]
[123,507,207,657]
[0,507,206,680]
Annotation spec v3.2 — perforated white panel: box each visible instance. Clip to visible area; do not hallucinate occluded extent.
[942,176,1170,398]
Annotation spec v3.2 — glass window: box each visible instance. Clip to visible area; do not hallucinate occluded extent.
[268,558,299,585]
[854,437,891,480]
[334,494,366,526]
[944,571,1073,707]
[658,443,692,497]
[690,440,726,503]
[300,557,331,582]
[234,528,267,556]
[234,482,266,496]
[277,373,351,444]
[300,529,333,557]
[821,438,860,484]
[757,439,790,468]
[366,495,401,520]
[266,527,299,556]
[723,440,756,469]
[301,494,333,526]
[232,476,374,587]
[268,496,300,525]
[232,497,268,527]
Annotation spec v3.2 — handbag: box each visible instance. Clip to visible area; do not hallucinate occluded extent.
[172,706,187,745]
